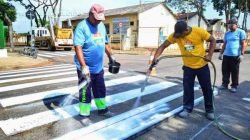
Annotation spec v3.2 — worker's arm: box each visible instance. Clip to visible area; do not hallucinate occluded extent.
[105,44,113,58]
[152,40,172,62]
[205,36,216,61]
[75,46,87,67]
[241,39,246,55]
[220,42,226,55]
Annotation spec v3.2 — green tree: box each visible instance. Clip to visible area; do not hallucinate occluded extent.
[233,0,250,30]
[211,0,237,30]
[165,0,209,27]
[0,0,16,51]
[9,0,62,27]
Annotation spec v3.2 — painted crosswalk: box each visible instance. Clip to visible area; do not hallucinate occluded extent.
[0,63,218,139]
[37,51,75,58]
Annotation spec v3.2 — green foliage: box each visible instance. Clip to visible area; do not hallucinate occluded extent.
[0,0,16,22]
[4,27,8,41]
[165,0,209,13]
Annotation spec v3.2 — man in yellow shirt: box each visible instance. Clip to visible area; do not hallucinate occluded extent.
[149,21,216,120]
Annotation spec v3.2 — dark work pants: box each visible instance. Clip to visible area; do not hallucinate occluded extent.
[77,69,106,104]
[183,65,214,113]
[222,55,240,88]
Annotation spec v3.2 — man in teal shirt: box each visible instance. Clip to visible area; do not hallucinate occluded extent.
[74,4,116,117]
[218,18,246,93]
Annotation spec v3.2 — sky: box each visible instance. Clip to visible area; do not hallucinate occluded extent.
[11,0,250,33]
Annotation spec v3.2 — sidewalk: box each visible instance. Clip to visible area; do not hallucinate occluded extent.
[0,52,54,71]
[112,47,181,55]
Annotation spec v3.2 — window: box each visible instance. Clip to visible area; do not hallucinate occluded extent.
[130,22,134,26]
[104,23,110,34]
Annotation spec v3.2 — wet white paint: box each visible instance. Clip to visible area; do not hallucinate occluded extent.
[0,82,176,136]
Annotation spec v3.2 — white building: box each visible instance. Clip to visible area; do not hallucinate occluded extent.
[176,12,209,30]
[63,2,178,49]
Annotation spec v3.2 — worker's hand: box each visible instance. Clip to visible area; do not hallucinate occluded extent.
[238,55,244,62]
[204,54,212,62]
[218,54,223,60]
[109,55,116,64]
[81,66,91,83]
[148,59,159,71]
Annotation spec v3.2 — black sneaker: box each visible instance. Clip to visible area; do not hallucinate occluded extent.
[99,111,115,117]
[178,109,190,118]
[205,112,215,121]
[218,85,228,90]
[98,108,115,117]
[229,87,237,93]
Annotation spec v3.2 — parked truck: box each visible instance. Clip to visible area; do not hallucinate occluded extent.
[32,18,73,51]
[207,19,226,51]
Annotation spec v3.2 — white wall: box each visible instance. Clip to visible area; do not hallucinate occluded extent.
[138,4,177,48]
[187,15,208,30]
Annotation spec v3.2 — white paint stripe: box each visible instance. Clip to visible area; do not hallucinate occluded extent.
[0,77,77,93]
[0,87,78,107]
[0,64,73,75]
[0,67,109,79]
[82,89,219,140]
[105,75,145,87]
[190,114,222,140]
[53,52,75,55]
[0,69,76,83]
[0,69,125,92]
[116,89,218,140]
[40,52,67,57]
[0,82,176,136]
[242,98,250,102]
[38,54,54,58]
[54,87,199,140]
[0,74,140,108]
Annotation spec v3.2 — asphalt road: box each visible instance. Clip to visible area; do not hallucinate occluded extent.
[0,49,249,140]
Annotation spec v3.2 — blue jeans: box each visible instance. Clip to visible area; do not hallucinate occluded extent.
[182,65,214,113]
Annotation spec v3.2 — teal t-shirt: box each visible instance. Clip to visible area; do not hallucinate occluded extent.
[224,28,246,56]
[73,19,108,73]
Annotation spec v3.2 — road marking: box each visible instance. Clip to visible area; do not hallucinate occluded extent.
[0,75,144,107]
[54,87,200,140]
[0,87,78,107]
[0,70,76,83]
[0,67,75,79]
[190,114,222,140]
[0,82,176,136]
[0,77,77,93]
[55,88,218,140]
[0,70,126,93]
[39,52,68,57]
[242,98,250,102]
[38,54,54,58]
[54,52,75,55]
[0,64,73,75]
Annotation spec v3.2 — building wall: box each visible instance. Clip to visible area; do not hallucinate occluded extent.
[138,4,177,48]
[103,14,138,35]
[187,15,207,30]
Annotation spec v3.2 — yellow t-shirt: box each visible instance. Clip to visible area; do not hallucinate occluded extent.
[167,27,211,69]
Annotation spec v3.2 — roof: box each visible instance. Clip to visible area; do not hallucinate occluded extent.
[65,2,174,21]
[207,18,223,25]
[176,12,197,20]
[176,12,210,26]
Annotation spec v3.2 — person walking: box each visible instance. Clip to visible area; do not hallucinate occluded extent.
[218,18,246,93]
[148,20,216,120]
[74,4,116,117]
